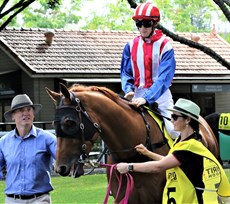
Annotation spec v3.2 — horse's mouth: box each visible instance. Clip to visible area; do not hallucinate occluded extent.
[56,161,84,178]
[70,162,84,178]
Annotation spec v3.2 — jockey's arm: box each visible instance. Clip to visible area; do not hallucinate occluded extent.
[143,49,176,105]
[120,43,135,95]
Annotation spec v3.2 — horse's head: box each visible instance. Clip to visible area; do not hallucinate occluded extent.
[46,83,100,178]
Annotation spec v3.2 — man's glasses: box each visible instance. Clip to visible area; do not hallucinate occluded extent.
[135,20,153,28]
[171,114,184,121]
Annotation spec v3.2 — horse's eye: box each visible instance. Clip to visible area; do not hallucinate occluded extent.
[66,120,76,126]
[63,118,76,127]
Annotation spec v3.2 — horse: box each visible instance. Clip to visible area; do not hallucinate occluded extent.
[205,112,230,164]
[46,83,218,204]
[205,112,220,142]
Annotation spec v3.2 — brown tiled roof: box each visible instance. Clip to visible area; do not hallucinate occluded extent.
[0,28,230,79]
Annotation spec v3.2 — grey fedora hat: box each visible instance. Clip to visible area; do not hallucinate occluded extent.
[4,94,42,120]
[168,98,200,122]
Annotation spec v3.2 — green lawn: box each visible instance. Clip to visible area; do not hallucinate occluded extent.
[0,174,113,204]
[0,170,229,204]
[50,174,112,203]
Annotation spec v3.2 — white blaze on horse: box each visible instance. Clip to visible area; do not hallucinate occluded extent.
[46,83,218,204]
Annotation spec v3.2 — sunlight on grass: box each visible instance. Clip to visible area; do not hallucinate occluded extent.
[0,169,229,204]
[0,174,114,204]
[50,174,112,204]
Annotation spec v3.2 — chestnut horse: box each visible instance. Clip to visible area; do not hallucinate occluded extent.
[46,83,218,204]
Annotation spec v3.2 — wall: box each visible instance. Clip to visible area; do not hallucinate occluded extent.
[215,92,230,113]
[21,72,55,127]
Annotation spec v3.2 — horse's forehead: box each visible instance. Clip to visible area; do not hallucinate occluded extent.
[58,94,72,105]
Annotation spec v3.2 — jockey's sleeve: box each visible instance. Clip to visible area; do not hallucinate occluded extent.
[143,49,176,105]
[120,42,135,94]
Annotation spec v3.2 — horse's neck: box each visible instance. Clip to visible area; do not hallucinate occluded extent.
[199,116,218,158]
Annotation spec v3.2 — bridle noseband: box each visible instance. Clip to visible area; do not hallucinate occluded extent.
[54,92,101,163]
[54,92,169,165]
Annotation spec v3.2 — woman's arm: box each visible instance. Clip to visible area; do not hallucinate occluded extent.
[135,144,164,161]
[116,153,181,174]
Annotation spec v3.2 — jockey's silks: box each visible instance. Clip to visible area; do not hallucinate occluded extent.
[120,29,176,105]
[130,30,171,89]
[162,138,230,204]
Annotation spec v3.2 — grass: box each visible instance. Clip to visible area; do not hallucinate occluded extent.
[0,169,229,204]
[50,174,112,204]
[0,174,113,204]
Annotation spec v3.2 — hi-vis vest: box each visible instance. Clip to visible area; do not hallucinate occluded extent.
[162,139,230,204]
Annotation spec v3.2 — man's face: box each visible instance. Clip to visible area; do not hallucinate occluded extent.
[11,106,35,126]
[135,20,153,38]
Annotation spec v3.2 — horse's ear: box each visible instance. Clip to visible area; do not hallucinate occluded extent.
[45,87,60,106]
[59,83,71,100]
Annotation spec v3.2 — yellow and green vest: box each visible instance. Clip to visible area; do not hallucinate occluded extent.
[162,139,230,204]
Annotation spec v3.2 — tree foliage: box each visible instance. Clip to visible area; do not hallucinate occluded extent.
[0,0,83,29]
[0,0,230,68]
[126,0,230,68]
[155,0,219,32]
[81,0,134,30]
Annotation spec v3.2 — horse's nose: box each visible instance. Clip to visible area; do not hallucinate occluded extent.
[56,165,70,176]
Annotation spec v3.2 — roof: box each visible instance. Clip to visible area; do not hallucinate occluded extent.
[0,28,230,81]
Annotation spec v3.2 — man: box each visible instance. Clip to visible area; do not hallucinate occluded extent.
[0,94,56,204]
[120,2,179,139]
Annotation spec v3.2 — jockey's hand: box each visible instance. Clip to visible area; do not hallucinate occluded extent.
[135,144,149,156]
[124,92,134,101]
[130,97,146,107]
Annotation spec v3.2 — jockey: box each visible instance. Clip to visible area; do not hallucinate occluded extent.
[120,2,179,139]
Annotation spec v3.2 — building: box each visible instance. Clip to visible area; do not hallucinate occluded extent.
[0,28,230,127]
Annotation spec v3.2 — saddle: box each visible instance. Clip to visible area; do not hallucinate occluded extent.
[143,105,174,148]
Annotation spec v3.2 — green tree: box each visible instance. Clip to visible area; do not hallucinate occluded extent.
[81,0,134,31]
[81,0,226,33]
[154,0,219,32]
[0,0,230,68]
[0,0,83,29]
[0,0,60,30]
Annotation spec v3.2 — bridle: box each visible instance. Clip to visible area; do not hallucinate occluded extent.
[54,91,168,165]
[54,92,101,164]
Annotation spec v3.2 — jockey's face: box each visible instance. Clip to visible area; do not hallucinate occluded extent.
[139,26,153,38]
[136,20,154,38]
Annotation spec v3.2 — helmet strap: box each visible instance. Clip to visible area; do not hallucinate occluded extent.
[147,21,157,38]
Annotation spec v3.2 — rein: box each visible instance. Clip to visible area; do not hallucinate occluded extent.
[101,163,134,204]
[109,107,168,153]
[55,91,168,169]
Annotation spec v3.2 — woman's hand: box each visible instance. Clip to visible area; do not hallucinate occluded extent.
[116,163,129,174]
[135,144,164,161]
[135,144,149,156]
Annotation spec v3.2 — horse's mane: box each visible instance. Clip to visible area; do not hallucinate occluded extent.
[69,83,120,102]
